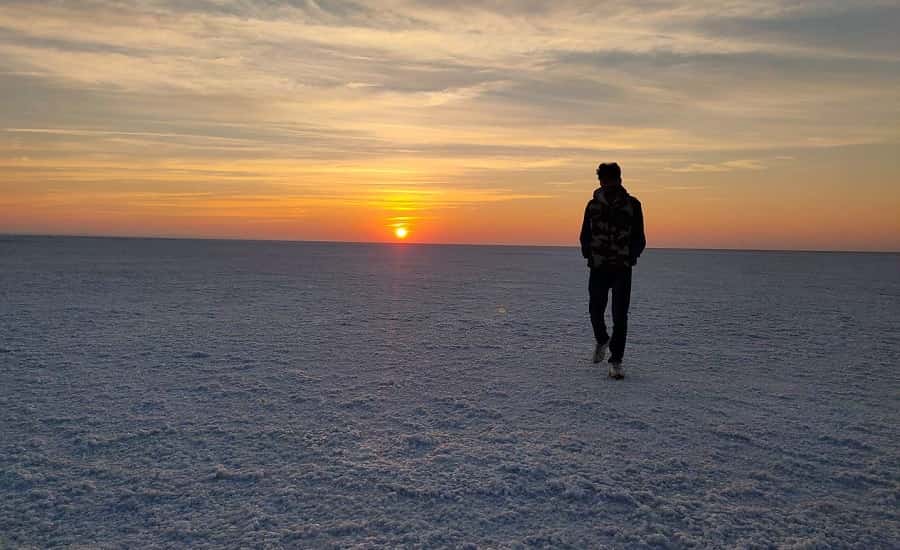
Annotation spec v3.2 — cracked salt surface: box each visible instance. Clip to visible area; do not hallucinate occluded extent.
[1,237,898,548]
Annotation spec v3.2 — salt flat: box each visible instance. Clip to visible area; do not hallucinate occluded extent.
[1,236,898,548]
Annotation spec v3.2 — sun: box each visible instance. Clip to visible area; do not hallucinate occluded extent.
[394,226,408,239]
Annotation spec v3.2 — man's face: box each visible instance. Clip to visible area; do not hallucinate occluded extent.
[598,175,621,187]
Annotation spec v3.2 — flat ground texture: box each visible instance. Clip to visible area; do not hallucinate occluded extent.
[1,237,898,548]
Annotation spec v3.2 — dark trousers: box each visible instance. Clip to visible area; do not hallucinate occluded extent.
[589,266,632,361]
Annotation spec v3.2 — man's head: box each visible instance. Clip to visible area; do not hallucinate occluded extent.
[596,162,622,187]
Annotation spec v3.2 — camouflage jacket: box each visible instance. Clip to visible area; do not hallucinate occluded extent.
[579,186,646,268]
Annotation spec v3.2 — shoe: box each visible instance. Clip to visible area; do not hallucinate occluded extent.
[592,339,609,363]
[608,359,624,379]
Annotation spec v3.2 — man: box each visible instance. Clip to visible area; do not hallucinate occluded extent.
[579,163,646,379]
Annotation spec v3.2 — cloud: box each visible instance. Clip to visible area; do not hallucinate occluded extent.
[662,185,707,191]
[691,3,900,60]
[665,159,765,173]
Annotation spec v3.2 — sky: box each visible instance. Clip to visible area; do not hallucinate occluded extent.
[1,1,898,251]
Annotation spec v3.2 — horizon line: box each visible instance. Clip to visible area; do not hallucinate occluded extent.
[3,231,898,255]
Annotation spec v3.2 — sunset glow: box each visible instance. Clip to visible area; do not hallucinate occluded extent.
[395,227,408,240]
[0,2,898,251]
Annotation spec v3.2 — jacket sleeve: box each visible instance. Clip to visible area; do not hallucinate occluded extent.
[630,198,646,264]
[579,201,592,259]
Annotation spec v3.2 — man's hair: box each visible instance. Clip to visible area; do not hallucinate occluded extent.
[596,162,621,182]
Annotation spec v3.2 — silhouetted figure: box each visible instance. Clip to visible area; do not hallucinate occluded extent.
[580,163,646,379]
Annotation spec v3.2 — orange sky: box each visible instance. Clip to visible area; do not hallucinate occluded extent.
[1,1,899,251]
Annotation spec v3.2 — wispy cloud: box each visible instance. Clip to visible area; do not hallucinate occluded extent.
[666,159,766,173]
[2,1,897,157]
